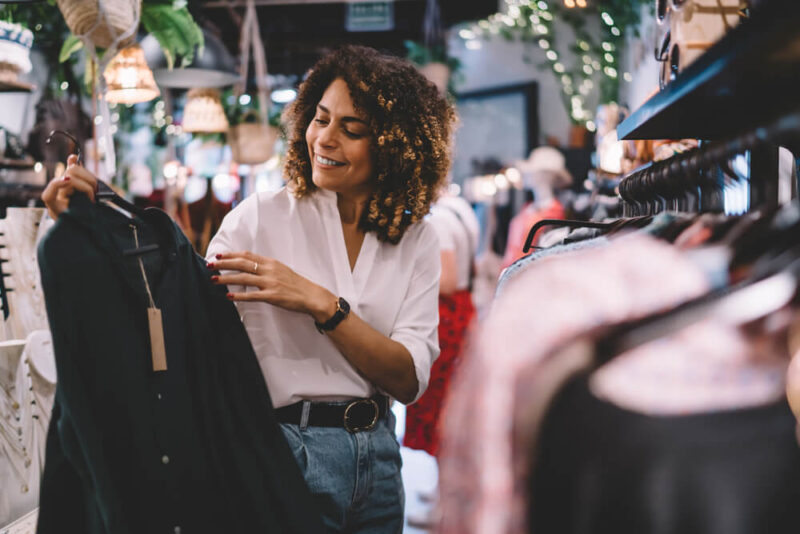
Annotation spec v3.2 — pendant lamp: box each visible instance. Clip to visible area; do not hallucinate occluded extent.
[140,28,239,89]
[182,88,229,133]
[103,44,160,104]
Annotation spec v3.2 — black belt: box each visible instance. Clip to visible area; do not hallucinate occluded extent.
[276,395,389,433]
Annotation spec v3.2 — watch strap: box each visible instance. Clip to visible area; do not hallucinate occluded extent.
[315,297,350,333]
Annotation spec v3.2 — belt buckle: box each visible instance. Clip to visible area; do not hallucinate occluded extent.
[343,398,379,433]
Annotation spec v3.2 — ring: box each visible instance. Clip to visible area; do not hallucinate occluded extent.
[252,261,259,274]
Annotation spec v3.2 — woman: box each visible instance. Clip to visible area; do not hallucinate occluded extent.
[42,45,456,533]
[405,193,478,457]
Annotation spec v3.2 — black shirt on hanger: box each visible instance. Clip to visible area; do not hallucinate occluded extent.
[37,194,323,534]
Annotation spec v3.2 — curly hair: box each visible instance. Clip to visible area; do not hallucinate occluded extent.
[283,45,457,244]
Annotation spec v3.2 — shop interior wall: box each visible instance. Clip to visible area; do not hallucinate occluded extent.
[618,3,661,113]
[447,14,603,172]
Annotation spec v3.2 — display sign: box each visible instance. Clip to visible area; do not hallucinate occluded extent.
[346,1,394,32]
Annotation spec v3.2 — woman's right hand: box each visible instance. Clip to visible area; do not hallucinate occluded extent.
[41,154,98,220]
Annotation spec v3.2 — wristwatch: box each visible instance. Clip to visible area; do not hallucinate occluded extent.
[315,297,351,334]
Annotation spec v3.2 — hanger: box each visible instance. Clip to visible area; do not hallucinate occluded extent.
[522,219,618,254]
[46,130,159,258]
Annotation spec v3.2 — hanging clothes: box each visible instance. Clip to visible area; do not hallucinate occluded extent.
[501,199,565,269]
[438,220,800,534]
[405,197,478,456]
[531,372,800,534]
[0,329,54,528]
[438,234,717,534]
[37,194,322,534]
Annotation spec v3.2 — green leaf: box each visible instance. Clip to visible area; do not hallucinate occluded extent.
[140,5,203,70]
[58,34,83,63]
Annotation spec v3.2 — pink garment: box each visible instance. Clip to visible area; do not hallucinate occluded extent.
[502,200,565,269]
[438,235,711,534]
[591,319,786,415]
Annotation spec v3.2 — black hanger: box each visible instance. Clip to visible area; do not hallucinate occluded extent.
[522,219,618,254]
[46,130,159,258]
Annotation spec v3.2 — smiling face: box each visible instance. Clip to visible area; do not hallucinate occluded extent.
[305,78,375,200]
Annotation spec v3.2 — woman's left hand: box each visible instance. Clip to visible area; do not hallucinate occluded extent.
[208,251,335,320]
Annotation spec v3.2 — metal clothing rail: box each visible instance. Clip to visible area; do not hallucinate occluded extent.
[618,110,800,217]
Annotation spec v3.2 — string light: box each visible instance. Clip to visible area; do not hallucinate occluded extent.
[460,1,628,129]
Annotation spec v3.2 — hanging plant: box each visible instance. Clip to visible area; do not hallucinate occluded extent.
[2,0,203,94]
[404,39,462,96]
[0,1,83,96]
[58,0,203,71]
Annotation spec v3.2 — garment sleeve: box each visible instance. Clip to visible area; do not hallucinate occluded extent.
[206,192,260,262]
[389,222,441,404]
[37,224,127,533]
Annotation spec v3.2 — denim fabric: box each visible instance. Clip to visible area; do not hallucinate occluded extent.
[280,408,404,534]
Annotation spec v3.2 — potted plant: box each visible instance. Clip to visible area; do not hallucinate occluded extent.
[404,39,461,96]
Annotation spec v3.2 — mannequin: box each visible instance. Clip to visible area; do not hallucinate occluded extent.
[502,147,573,268]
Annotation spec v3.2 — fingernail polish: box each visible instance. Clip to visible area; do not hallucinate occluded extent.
[63,176,71,182]
[226,293,233,299]
[211,275,219,282]
[206,262,215,269]
[216,254,223,260]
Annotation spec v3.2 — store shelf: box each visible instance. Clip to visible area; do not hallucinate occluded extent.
[618,0,800,141]
[0,78,35,93]
[0,157,35,169]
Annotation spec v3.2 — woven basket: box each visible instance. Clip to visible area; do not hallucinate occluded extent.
[229,123,278,165]
[57,0,140,49]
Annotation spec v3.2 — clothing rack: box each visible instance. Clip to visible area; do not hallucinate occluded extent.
[618,110,800,217]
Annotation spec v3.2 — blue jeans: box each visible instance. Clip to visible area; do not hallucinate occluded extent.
[279,407,405,533]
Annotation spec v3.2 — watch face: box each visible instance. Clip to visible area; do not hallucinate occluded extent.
[338,297,351,313]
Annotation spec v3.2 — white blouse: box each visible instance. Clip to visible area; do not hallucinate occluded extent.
[206,187,441,408]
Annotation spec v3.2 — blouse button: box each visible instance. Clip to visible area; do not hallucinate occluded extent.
[161,455,170,465]
[174,527,181,534]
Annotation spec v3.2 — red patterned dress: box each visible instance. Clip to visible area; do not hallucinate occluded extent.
[404,289,475,456]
